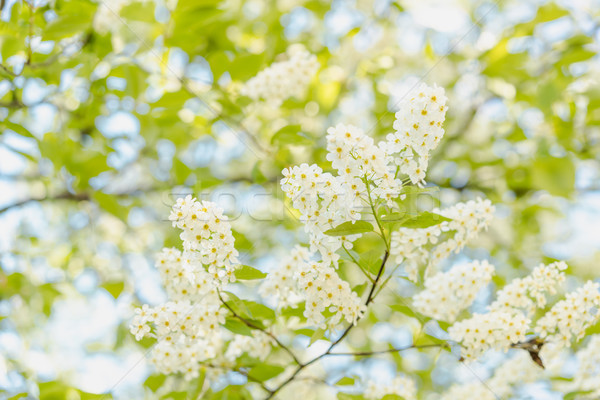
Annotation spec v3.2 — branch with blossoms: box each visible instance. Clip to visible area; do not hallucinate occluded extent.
[129,81,600,400]
[216,290,302,366]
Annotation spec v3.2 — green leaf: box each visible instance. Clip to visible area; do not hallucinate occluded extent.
[309,327,326,345]
[172,158,192,184]
[102,281,124,299]
[281,303,305,318]
[3,121,34,138]
[381,395,405,400]
[187,369,206,399]
[531,156,575,197]
[38,381,69,400]
[144,374,167,392]
[337,393,364,400]
[160,391,187,400]
[223,317,253,337]
[564,390,595,400]
[556,48,596,68]
[359,249,383,275]
[243,301,275,322]
[324,221,374,236]
[251,161,267,184]
[401,212,451,229]
[379,212,407,231]
[43,4,95,40]
[39,284,60,316]
[247,363,284,382]
[92,191,127,220]
[352,282,368,297]
[234,265,267,280]
[270,125,312,146]
[293,328,314,337]
[229,54,264,80]
[535,3,570,23]
[210,385,252,400]
[389,303,420,320]
[209,52,231,80]
[1,36,23,61]
[79,392,107,400]
[120,2,156,22]
[335,377,355,386]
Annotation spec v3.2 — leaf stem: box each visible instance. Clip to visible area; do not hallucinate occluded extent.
[342,244,374,283]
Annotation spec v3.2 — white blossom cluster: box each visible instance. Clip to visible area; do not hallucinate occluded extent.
[132,299,225,379]
[326,123,403,205]
[93,0,128,34]
[489,261,567,315]
[390,198,495,281]
[259,246,365,330]
[447,261,569,360]
[381,83,448,184]
[259,246,310,308]
[224,332,274,363]
[155,247,219,301]
[130,197,273,379]
[169,195,240,282]
[572,335,600,397]
[297,261,366,329]
[241,46,319,105]
[448,310,529,360]
[440,352,542,400]
[281,84,453,268]
[535,281,600,347]
[413,260,495,322]
[281,162,362,265]
[364,375,417,400]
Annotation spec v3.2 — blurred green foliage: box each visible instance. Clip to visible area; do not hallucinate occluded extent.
[0,0,599,399]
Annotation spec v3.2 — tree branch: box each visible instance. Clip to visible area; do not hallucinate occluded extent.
[0,185,169,216]
[328,342,447,357]
[0,192,90,215]
[217,290,302,366]
[265,250,390,399]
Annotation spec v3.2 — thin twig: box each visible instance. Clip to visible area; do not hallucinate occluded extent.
[342,244,374,283]
[328,342,447,357]
[0,63,17,77]
[0,192,90,215]
[265,250,390,399]
[217,290,302,366]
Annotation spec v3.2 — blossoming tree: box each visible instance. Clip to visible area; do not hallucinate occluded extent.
[130,82,600,399]
[1,1,600,400]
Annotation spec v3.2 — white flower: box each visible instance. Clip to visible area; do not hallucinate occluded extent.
[131,197,246,378]
[364,375,417,400]
[130,316,151,340]
[383,83,448,184]
[224,333,274,363]
[390,198,495,281]
[489,261,567,315]
[535,281,600,347]
[573,335,600,396]
[413,260,495,322]
[241,46,319,105]
[441,352,542,400]
[448,310,530,360]
[296,260,366,329]
[259,246,310,308]
[167,197,239,280]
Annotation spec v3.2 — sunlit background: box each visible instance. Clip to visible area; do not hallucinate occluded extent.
[1,0,599,399]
